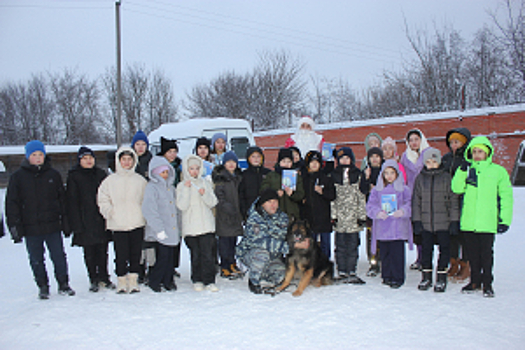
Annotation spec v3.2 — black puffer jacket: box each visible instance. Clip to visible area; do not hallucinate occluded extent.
[302,170,336,233]
[66,165,108,246]
[5,157,68,237]
[135,150,153,180]
[411,165,460,233]
[239,165,271,219]
[442,127,471,176]
[212,165,244,237]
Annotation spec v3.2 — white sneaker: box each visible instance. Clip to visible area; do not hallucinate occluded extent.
[193,282,204,292]
[205,283,219,292]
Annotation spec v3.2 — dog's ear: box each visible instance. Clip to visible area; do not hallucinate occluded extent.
[288,216,296,227]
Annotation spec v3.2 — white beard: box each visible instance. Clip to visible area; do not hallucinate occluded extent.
[292,130,322,157]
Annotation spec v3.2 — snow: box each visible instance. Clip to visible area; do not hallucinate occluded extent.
[0,144,117,156]
[254,103,525,137]
[1,188,524,349]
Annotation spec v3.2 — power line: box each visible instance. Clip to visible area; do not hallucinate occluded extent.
[124,2,404,64]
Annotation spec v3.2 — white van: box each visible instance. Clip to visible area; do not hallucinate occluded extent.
[148,118,256,169]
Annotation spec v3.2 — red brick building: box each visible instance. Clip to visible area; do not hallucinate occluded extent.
[255,104,525,174]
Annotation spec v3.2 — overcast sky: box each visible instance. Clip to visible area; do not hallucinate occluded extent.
[0,0,505,99]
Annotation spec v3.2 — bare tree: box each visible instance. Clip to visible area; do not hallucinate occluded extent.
[147,69,178,131]
[122,63,148,137]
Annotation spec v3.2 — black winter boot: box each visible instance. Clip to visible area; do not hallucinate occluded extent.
[249,280,262,294]
[434,270,447,293]
[418,270,432,291]
[37,281,50,300]
[58,282,76,296]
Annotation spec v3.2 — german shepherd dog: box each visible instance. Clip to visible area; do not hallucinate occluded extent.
[276,219,333,296]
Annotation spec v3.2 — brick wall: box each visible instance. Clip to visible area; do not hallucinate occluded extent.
[255,111,525,173]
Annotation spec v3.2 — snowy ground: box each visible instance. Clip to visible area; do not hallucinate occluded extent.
[0,188,524,350]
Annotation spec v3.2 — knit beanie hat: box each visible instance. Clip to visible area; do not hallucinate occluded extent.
[223,151,238,164]
[258,188,279,206]
[131,130,149,148]
[382,137,397,151]
[278,148,294,162]
[25,140,46,159]
[423,148,442,165]
[448,132,468,145]
[77,146,95,162]
[195,137,211,151]
[288,146,302,159]
[159,137,178,155]
[472,144,490,156]
[211,133,227,150]
[367,147,384,161]
[335,147,355,163]
[246,146,264,160]
[305,150,322,168]
[152,164,170,176]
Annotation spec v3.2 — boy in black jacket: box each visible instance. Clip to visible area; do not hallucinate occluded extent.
[5,141,75,299]
[359,147,384,277]
[239,146,271,220]
[302,150,336,259]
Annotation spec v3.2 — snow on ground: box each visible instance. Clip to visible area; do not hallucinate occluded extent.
[0,188,524,349]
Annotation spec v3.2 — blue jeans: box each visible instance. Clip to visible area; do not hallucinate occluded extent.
[313,232,331,259]
[25,232,69,286]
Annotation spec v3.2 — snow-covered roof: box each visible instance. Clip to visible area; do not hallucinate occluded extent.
[254,103,525,137]
[0,144,116,156]
[148,118,253,145]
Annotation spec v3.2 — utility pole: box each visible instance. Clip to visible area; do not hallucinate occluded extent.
[115,0,123,147]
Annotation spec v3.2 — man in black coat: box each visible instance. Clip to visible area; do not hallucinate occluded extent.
[239,146,271,220]
[5,140,75,299]
[66,146,114,292]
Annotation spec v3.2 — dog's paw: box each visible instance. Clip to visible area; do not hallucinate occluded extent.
[292,290,303,297]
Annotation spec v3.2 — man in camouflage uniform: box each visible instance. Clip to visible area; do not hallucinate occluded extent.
[236,189,289,294]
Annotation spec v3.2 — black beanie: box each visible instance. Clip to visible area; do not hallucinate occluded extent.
[335,147,355,163]
[258,189,279,206]
[246,146,264,160]
[305,150,322,168]
[195,137,211,151]
[77,146,95,162]
[288,146,302,159]
[278,148,293,163]
[159,137,178,156]
[367,147,384,161]
[406,129,422,141]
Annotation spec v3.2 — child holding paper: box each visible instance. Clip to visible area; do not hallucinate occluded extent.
[261,148,304,220]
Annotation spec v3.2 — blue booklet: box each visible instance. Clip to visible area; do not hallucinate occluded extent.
[322,143,336,161]
[282,169,297,191]
[203,161,214,177]
[381,194,398,215]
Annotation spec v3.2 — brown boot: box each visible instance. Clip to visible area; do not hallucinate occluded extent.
[448,258,459,277]
[455,261,470,282]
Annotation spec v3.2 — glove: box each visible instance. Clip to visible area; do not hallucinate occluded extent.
[392,209,404,218]
[413,221,424,236]
[466,168,478,187]
[376,211,388,220]
[497,224,509,234]
[460,159,470,172]
[157,231,168,240]
[10,226,23,244]
[449,221,460,236]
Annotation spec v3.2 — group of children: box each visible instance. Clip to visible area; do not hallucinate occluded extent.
[4,124,513,299]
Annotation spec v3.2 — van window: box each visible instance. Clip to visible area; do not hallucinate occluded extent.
[231,137,250,159]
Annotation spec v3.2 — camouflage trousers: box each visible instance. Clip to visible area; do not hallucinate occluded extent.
[240,248,286,285]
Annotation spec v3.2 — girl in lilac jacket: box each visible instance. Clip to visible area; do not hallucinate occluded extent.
[366,159,413,288]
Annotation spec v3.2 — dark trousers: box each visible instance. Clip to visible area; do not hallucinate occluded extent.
[83,243,110,283]
[313,232,331,259]
[421,231,450,271]
[218,236,237,268]
[335,231,360,274]
[379,240,405,285]
[450,231,468,261]
[113,227,144,277]
[25,232,69,286]
[185,233,216,285]
[149,243,175,289]
[173,243,181,269]
[464,232,494,287]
